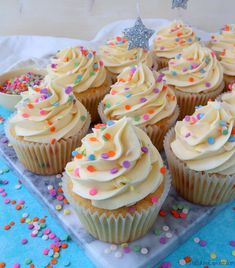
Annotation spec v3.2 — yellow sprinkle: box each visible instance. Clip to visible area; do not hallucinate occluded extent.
[54,252,60,258]
[210,253,217,259]
[55,204,62,211]
[121,243,128,248]
[232,250,235,256]
[25,219,31,224]
[63,209,71,215]
[130,186,135,191]
[220,259,228,265]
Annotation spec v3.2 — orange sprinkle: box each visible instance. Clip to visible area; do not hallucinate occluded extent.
[57,187,63,193]
[47,120,53,126]
[75,153,83,159]
[33,217,39,222]
[29,264,35,268]
[148,109,155,114]
[103,133,111,140]
[111,90,117,95]
[160,166,166,174]
[27,103,34,109]
[232,127,235,135]
[40,218,45,223]
[184,256,192,263]
[46,265,52,268]
[177,32,182,37]
[125,105,131,110]
[4,225,10,230]
[87,165,96,172]
[50,258,57,265]
[63,198,69,205]
[89,137,97,142]
[64,57,69,62]
[188,77,194,82]
[34,87,40,92]
[108,151,115,157]
[50,126,56,132]
[61,243,68,249]
[53,246,60,252]
[50,138,56,145]
[20,218,25,223]
[117,78,125,83]
[9,221,15,226]
[0,263,5,268]
[162,85,167,91]
[15,204,22,210]
[11,200,16,204]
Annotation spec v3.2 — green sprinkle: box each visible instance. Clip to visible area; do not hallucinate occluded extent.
[80,115,86,121]
[154,228,161,236]
[105,103,111,109]
[222,127,228,135]
[25,258,32,265]
[134,115,140,122]
[90,71,95,76]
[132,245,141,252]
[74,62,79,67]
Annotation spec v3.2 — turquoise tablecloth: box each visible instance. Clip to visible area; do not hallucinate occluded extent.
[0,106,234,268]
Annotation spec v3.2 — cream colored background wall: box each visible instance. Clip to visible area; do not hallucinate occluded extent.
[0,0,233,40]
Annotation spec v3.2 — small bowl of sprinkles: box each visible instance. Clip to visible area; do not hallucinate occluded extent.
[0,68,46,111]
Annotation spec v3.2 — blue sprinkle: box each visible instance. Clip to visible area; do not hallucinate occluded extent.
[188,38,193,42]
[72,151,77,157]
[199,69,206,73]
[126,93,132,98]
[87,53,93,59]
[107,120,115,126]
[208,137,215,145]
[171,71,177,76]
[175,37,180,41]
[176,54,181,59]
[77,74,82,81]
[219,120,227,126]
[88,154,96,161]
[228,136,235,142]
[53,102,59,107]
[93,63,98,69]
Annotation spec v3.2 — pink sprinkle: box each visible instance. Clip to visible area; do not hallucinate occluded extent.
[185,132,191,138]
[49,233,56,239]
[12,264,20,268]
[191,116,197,123]
[1,192,7,197]
[0,188,4,193]
[18,200,25,205]
[44,229,51,235]
[151,196,158,204]
[143,114,149,120]
[99,60,104,66]
[89,188,97,196]
[191,63,198,69]
[4,198,10,204]
[123,247,131,253]
[56,195,64,201]
[74,168,80,176]
[22,113,29,118]
[40,109,47,115]
[43,248,49,255]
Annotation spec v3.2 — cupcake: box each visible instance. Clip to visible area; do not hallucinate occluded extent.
[164,101,235,205]
[220,83,235,111]
[99,36,155,82]
[153,20,199,69]
[209,24,235,56]
[47,46,110,122]
[98,64,179,150]
[220,48,235,90]
[62,117,170,243]
[163,43,224,119]
[5,82,91,175]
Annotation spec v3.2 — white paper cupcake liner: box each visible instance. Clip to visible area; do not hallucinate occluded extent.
[164,128,235,206]
[62,173,171,244]
[5,114,91,175]
[98,102,179,151]
[223,74,235,92]
[174,81,225,119]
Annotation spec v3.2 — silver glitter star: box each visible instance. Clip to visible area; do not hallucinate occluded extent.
[123,17,155,50]
[172,0,188,9]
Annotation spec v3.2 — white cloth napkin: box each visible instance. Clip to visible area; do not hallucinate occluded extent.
[0,18,211,73]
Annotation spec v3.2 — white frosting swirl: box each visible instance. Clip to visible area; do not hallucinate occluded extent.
[47,46,107,94]
[171,101,235,175]
[220,48,235,76]
[102,64,177,127]
[153,20,199,59]
[65,117,164,210]
[99,36,153,74]
[9,81,89,143]
[163,43,223,93]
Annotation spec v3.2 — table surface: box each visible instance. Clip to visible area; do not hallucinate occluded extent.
[0,106,235,268]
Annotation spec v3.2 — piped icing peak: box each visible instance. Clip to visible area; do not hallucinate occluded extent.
[102,63,176,127]
[171,101,235,175]
[99,36,153,74]
[47,46,107,93]
[163,43,223,93]
[9,81,88,143]
[153,20,199,59]
[65,117,165,210]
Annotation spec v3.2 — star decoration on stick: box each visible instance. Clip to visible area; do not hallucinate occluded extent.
[172,0,189,9]
[123,17,155,50]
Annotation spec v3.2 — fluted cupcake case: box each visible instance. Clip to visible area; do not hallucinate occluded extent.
[164,128,235,206]
[174,81,225,119]
[62,172,171,244]
[74,77,111,123]
[98,102,180,151]
[5,114,91,175]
